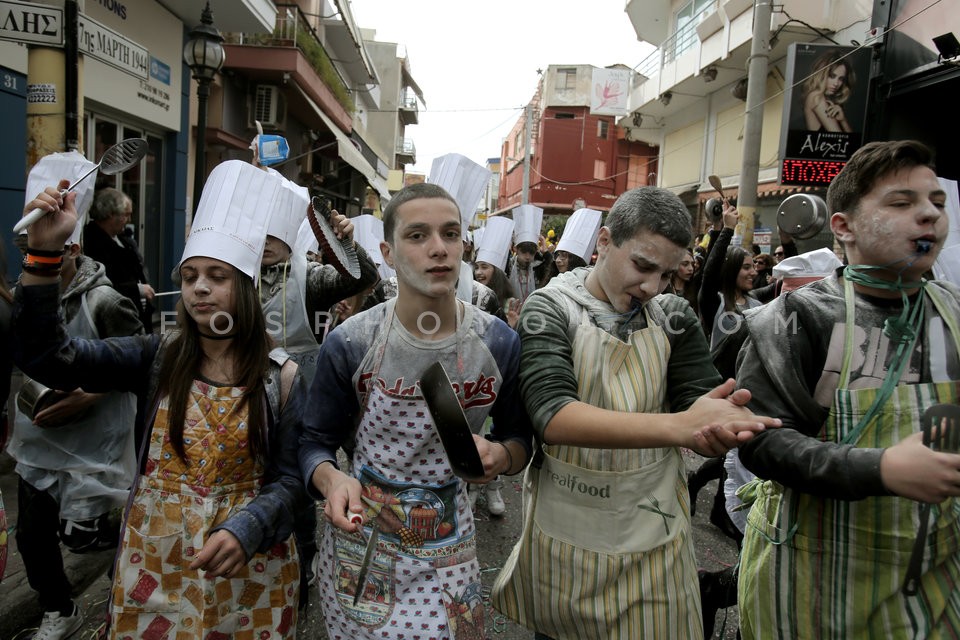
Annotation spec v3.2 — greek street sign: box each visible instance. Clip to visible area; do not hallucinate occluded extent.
[1,4,148,80]
[78,14,148,79]
[0,0,63,46]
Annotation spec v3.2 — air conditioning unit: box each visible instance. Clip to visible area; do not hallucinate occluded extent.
[250,85,286,130]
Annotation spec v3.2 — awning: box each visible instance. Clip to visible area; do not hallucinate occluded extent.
[696,180,821,202]
[369,175,392,202]
[293,84,376,182]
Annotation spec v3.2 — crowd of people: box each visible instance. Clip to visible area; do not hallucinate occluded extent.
[0,138,957,640]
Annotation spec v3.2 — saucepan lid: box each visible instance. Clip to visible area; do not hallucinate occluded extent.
[777,193,828,240]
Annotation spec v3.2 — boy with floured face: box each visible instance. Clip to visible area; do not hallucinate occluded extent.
[736,140,960,639]
[492,186,778,639]
[299,183,533,639]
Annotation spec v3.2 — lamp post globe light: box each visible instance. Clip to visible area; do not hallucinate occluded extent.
[183,1,225,213]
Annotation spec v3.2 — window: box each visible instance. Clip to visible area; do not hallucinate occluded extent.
[594,160,607,180]
[557,67,577,91]
[670,0,715,62]
[597,120,609,139]
[554,112,575,119]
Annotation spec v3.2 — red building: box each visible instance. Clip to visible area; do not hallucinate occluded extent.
[497,65,659,218]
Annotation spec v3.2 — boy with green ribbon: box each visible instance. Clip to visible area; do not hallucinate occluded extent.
[736,140,960,639]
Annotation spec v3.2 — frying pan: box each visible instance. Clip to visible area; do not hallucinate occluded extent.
[420,361,485,481]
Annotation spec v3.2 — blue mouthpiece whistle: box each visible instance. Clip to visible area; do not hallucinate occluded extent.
[915,239,933,254]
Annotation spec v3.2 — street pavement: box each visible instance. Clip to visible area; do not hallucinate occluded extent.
[1,446,741,639]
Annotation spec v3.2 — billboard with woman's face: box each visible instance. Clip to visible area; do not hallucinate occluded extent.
[778,44,871,186]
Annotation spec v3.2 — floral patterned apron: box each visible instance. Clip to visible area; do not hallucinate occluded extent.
[493,305,701,639]
[317,301,486,640]
[109,380,299,640]
[738,283,960,639]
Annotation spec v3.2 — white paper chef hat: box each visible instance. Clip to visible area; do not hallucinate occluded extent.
[294,217,319,257]
[352,214,395,279]
[772,247,843,292]
[556,208,602,263]
[24,151,97,246]
[475,217,515,272]
[180,160,289,278]
[472,227,485,251]
[427,153,491,239]
[512,204,543,246]
[263,168,309,252]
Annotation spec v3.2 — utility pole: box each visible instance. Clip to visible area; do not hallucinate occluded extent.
[26,0,83,169]
[522,102,532,205]
[736,0,772,249]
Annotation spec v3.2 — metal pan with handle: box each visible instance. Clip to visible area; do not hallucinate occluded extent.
[420,361,485,481]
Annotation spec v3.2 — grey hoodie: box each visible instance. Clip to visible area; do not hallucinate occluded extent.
[61,255,144,339]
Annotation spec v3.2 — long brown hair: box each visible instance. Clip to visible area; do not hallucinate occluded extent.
[720,245,753,314]
[157,267,273,462]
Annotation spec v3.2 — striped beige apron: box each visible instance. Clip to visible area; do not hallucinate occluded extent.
[739,282,960,639]
[493,307,701,639]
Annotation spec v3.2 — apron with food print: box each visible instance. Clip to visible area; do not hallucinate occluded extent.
[493,303,701,639]
[738,282,960,640]
[110,380,299,640]
[317,299,485,640]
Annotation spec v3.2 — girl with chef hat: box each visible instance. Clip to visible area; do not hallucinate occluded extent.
[12,159,309,639]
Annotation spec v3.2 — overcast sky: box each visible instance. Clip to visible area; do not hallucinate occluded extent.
[349,0,656,175]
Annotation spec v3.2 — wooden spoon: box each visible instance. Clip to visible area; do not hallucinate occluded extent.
[707,174,726,202]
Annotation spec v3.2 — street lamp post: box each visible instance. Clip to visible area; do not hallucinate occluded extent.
[183,1,225,213]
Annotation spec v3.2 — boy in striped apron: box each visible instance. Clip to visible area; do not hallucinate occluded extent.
[491,186,781,639]
[736,139,960,639]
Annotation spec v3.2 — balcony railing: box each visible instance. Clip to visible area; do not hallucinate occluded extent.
[222,3,355,113]
[396,137,416,160]
[400,89,418,111]
[398,88,418,125]
[634,0,718,78]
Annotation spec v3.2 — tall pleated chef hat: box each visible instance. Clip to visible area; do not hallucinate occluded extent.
[556,208,602,263]
[352,213,395,280]
[263,167,310,253]
[427,153,491,239]
[512,204,543,246]
[180,160,293,278]
[475,216,515,272]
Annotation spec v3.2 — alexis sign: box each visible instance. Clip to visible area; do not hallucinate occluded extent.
[778,43,871,187]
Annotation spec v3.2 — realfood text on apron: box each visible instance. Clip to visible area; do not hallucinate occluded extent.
[549,472,611,498]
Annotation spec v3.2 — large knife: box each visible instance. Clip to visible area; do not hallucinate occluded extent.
[420,361,485,481]
[352,515,380,606]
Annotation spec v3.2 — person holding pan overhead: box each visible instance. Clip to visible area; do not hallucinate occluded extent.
[299,182,533,640]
